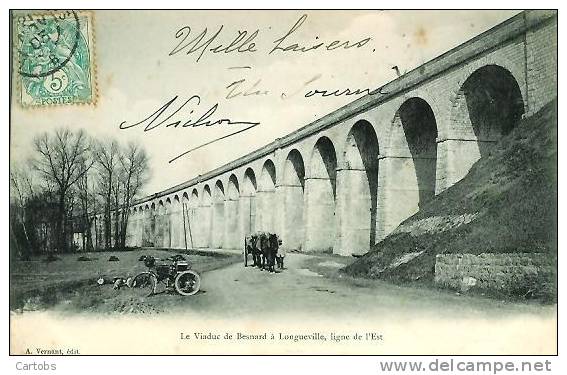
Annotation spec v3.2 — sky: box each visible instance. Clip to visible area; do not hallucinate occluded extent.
[10,10,520,195]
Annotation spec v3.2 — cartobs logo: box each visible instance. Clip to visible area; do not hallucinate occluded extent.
[16,361,57,371]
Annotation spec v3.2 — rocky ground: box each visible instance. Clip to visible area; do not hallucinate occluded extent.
[10,248,240,313]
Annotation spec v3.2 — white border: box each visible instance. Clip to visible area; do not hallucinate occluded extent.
[1,2,563,374]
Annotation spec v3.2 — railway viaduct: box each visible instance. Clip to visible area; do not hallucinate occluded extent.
[95,10,557,256]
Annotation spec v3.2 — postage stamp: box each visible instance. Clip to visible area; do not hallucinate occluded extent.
[14,10,95,107]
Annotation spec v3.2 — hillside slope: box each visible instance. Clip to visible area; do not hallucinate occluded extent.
[344,99,557,294]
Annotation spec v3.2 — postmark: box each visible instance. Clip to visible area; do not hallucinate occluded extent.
[14,10,96,107]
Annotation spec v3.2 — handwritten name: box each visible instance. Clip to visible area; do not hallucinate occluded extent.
[119,95,260,163]
[119,95,259,131]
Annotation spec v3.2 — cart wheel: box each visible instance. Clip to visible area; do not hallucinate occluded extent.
[131,272,157,297]
[174,270,201,296]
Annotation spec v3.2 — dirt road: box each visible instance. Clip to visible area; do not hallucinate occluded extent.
[38,252,553,319]
[173,253,555,319]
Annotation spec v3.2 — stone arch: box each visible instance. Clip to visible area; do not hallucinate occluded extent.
[203,185,212,200]
[199,185,213,248]
[127,207,136,248]
[182,190,195,248]
[281,149,305,250]
[258,159,277,232]
[163,198,172,248]
[146,202,156,247]
[241,167,258,236]
[170,195,181,249]
[392,97,438,203]
[377,97,439,240]
[305,136,337,252]
[156,200,165,248]
[283,150,305,187]
[451,65,525,151]
[143,202,150,247]
[455,65,524,145]
[336,120,379,255]
[212,180,226,248]
[225,174,241,248]
[243,168,257,194]
[228,174,240,199]
[260,160,276,188]
[440,64,525,191]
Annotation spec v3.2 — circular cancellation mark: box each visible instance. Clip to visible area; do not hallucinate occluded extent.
[17,10,81,79]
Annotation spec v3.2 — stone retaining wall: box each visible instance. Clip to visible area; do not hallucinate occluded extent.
[434,253,555,297]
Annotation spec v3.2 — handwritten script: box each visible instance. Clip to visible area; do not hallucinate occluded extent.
[169,14,372,63]
[119,95,260,163]
[124,14,389,163]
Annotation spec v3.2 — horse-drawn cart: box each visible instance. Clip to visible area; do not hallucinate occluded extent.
[243,232,283,272]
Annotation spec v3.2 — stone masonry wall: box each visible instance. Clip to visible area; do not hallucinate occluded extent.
[526,12,558,115]
[434,253,555,297]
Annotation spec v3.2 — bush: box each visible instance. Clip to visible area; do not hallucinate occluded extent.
[45,254,60,262]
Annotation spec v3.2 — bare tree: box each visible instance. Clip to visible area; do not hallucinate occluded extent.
[112,167,123,248]
[117,142,150,249]
[32,128,94,252]
[93,139,120,250]
[18,129,150,255]
[9,162,38,257]
[76,157,99,251]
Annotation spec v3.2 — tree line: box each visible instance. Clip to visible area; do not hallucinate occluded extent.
[10,128,150,259]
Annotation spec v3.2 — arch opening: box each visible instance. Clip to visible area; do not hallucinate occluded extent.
[182,190,196,249]
[258,160,277,233]
[212,180,226,248]
[457,65,524,157]
[146,202,156,247]
[155,201,165,248]
[282,149,305,251]
[338,120,379,255]
[163,198,172,248]
[396,97,438,204]
[199,185,213,248]
[378,97,438,240]
[170,195,181,249]
[141,204,150,248]
[225,174,241,249]
[442,64,525,190]
[241,168,258,236]
[305,137,337,252]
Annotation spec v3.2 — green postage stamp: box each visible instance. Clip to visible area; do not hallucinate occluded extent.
[14,10,95,107]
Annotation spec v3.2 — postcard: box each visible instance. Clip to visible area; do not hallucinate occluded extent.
[9,9,557,355]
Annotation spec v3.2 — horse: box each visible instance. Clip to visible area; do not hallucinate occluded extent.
[254,232,279,273]
[244,233,261,267]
